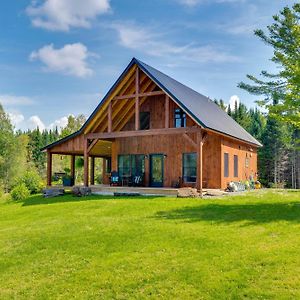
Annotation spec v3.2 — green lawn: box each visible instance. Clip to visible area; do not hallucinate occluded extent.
[1,190,300,299]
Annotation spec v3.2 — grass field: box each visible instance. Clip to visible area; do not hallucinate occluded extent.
[1,190,300,299]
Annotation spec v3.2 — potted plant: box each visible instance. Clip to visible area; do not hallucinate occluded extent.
[62,168,74,187]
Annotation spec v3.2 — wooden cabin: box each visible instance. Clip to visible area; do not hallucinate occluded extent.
[42,58,261,193]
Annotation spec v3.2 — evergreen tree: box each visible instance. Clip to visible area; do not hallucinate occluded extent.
[238,3,300,127]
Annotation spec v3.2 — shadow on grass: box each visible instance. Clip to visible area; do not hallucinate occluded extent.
[155,202,300,225]
[20,193,161,206]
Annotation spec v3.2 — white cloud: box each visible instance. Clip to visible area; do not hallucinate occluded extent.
[7,113,75,132]
[229,95,240,110]
[28,115,46,131]
[8,112,25,127]
[30,43,93,78]
[113,23,239,63]
[48,115,69,130]
[26,0,110,31]
[0,95,35,106]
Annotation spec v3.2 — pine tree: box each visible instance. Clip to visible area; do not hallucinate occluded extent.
[238,3,300,127]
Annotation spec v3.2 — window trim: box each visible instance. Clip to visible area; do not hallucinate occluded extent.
[140,111,150,130]
[118,154,145,177]
[182,152,197,183]
[234,155,238,177]
[174,108,186,128]
[224,152,229,178]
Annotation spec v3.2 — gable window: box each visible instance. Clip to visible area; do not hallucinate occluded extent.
[234,155,238,177]
[183,153,197,182]
[224,153,229,177]
[140,112,150,130]
[174,108,186,128]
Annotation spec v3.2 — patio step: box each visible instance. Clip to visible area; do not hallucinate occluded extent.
[90,185,179,196]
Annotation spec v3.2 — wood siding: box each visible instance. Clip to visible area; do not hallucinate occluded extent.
[221,138,258,189]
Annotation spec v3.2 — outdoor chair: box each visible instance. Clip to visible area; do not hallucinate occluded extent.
[110,171,120,186]
[132,174,144,187]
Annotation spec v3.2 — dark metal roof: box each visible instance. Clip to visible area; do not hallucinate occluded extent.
[42,57,261,151]
[136,58,262,147]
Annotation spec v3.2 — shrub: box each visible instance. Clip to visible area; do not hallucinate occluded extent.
[16,169,44,194]
[11,183,30,201]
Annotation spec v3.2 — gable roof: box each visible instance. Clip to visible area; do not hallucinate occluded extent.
[135,59,261,146]
[42,57,262,151]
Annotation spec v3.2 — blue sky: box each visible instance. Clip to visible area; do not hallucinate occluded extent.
[0,0,294,131]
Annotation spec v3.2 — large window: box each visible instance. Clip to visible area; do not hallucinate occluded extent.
[131,155,145,176]
[183,153,197,182]
[234,155,238,177]
[118,155,131,176]
[118,154,145,177]
[224,153,229,177]
[174,108,186,128]
[140,112,150,130]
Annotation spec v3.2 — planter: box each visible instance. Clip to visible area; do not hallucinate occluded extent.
[62,177,74,187]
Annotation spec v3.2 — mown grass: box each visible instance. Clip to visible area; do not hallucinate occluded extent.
[0,190,300,299]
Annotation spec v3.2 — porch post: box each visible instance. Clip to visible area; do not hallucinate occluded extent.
[165,95,169,128]
[135,67,140,131]
[71,155,75,185]
[90,156,95,185]
[196,130,203,197]
[47,150,52,187]
[84,137,89,187]
[108,101,112,133]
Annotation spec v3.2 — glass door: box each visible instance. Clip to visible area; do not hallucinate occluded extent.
[149,154,164,187]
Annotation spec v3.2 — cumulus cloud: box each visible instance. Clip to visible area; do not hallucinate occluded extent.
[7,113,73,132]
[0,95,35,106]
[48,115,69,130]
[30,43,93,78]
[112,23,239,63]
[28,115,46,131]
[26,0,110,31]
[229,95,240,110]
[8,112,25,127]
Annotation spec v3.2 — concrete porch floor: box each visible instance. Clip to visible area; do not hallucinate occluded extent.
[48,184,227,197]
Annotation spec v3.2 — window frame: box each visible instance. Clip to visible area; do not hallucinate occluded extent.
[234,155,238,177]
[174,108,186,128]
[139,111,150,130]
[182,152,197,183]
[118,154,145,177]
[224,152,229,178]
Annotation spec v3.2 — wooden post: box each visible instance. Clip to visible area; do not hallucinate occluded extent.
[135,67,140,131]
[47,151,52,187]
[90,156,95,185]
[165,94,169,128]
[111,141,117,171]
[84,137,89,187]
[71,155,75,185]
[108,101,112,133]
[196,130,203,197]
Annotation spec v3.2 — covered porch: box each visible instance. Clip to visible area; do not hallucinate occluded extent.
[45,126,206,191]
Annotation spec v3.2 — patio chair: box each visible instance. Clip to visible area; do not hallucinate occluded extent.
[132,174,144,187]
[110,171,120,186]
